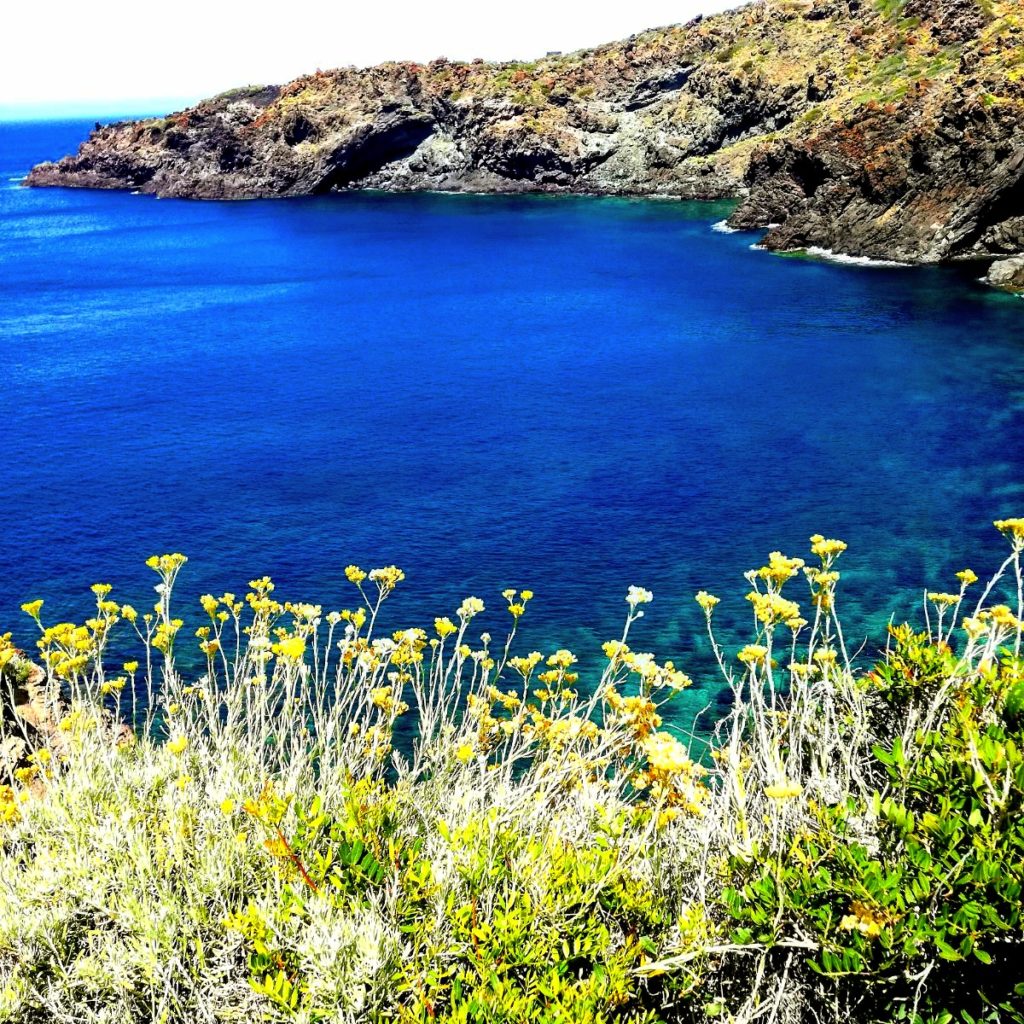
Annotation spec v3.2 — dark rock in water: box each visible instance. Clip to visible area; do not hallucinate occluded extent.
[25,0,1024,266]
[987,255,1024,291]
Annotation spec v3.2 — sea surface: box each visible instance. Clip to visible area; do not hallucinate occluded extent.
[2,118,1023,723]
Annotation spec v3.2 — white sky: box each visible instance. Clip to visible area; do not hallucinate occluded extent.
[0,0,736,117]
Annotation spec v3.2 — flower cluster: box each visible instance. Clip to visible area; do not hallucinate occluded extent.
[839,901,898,940]
[634,731,708,824]
[994,517,1024,549]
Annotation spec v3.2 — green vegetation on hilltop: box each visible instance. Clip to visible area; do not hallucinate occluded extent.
[1,522,1024,1022]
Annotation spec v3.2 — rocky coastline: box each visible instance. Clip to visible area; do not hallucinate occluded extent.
[25,0,1024,272]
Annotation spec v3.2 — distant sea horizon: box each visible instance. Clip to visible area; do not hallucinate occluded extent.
[0,101,204,124]
[3,115,1023,727]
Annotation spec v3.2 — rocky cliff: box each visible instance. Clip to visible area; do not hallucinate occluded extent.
[25,0,1024,264]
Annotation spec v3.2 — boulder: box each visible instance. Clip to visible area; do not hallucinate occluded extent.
[986,255,1024,292]
[1,656,54,780]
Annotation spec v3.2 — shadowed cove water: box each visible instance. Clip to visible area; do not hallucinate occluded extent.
[2,118,1023,723]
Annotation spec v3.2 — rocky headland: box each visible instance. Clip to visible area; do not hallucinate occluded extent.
[25,0,1024,267]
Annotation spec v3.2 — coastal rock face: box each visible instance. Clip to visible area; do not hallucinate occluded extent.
[26,0,1024,264]
[987,254,1024,290]
[730,23,1024,263]
[0,651,131,778]
[1,657,57,777]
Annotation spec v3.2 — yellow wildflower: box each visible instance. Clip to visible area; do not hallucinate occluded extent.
[811,570,840,586]
[547,649,577,669]
[839,901,897,939]
[509,651,542,677]
[962,616,987,639]
[434,616,457,638]
[369,566,405,591]
[146,553,188,573]
[0,785,21,825]
[626,586,654,608]
[274,636,306,661]
[809,535,847,559]
[991,605,1021,629]
[764,780,802,800]
[746,591,801,626]
[737,644,769,666]
[657,808,680,829]
[757,552,805,584]
[994,518,1024,547]
[643,731,695,775]
[457,596,485,619]
[602,640,630,662]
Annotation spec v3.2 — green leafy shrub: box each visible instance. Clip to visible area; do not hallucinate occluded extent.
[1,519,1023,1022]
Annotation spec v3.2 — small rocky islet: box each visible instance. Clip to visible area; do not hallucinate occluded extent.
[25,0,1024,281]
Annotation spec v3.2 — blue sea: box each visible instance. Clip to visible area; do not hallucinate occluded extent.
[2,118,1023,720]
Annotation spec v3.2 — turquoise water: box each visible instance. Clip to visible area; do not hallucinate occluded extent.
[2,118,1023,719]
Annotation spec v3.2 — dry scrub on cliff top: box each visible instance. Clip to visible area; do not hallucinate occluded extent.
[1,522,1024,1023]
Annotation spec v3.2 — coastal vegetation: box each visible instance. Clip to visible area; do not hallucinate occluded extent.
[2,522,1023,1022]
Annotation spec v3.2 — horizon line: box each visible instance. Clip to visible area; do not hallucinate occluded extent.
[0,96,206,123]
